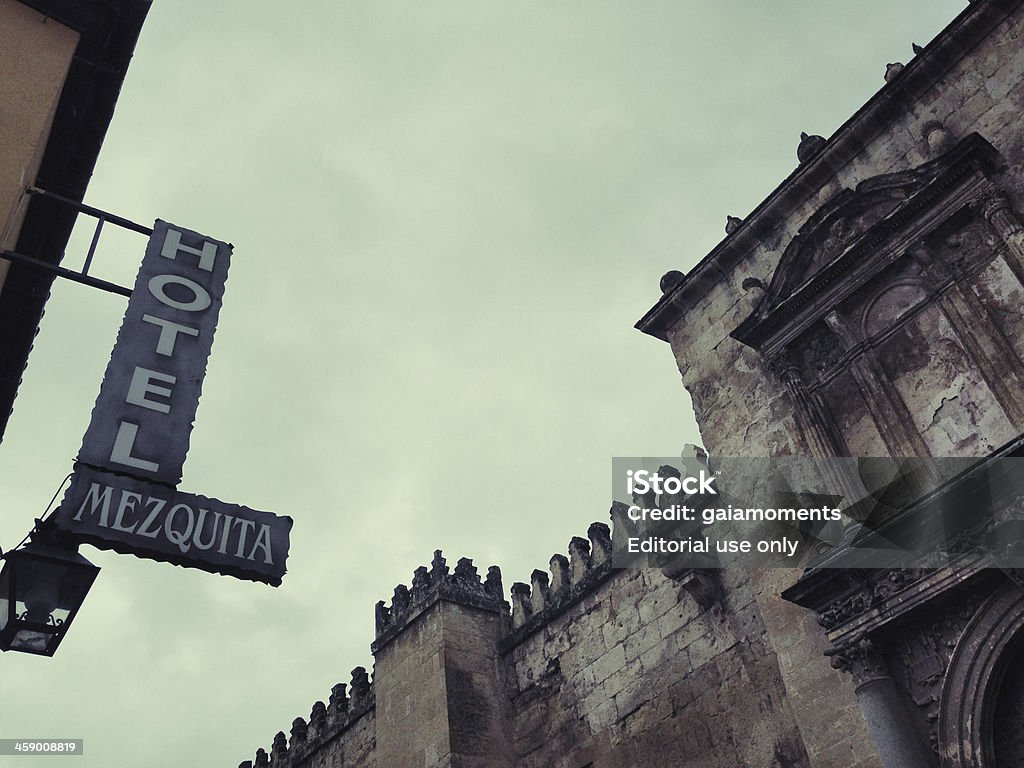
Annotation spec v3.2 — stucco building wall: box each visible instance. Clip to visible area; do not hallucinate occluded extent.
[0,0,78,287]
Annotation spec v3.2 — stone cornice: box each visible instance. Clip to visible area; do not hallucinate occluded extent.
[635,0,1023,344]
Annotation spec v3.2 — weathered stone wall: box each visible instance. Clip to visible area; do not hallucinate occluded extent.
[753,567,882,768]
[375,599,513,768]
[662,1,1024,462]
[501,527,809,768]
[635,3,1024,767]
[298,710,376,768]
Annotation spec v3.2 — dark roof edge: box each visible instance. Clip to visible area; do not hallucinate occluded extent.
[635,0,1022,343]
[0,0,151,442]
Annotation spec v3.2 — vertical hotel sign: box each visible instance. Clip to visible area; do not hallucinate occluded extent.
[77,221,227,483]
[56,221,291,586]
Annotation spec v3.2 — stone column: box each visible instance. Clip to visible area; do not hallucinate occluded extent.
[828,638,935,768]
[770,355,869,508]
[979,191,1024,287]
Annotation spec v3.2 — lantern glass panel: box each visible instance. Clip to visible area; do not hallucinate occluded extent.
[10,629,53,653]
[0,542,99,656]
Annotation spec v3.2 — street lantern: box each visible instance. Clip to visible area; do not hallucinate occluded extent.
[0,535,99,656]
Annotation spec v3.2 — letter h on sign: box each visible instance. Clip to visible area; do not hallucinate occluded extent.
[77,220,233,486]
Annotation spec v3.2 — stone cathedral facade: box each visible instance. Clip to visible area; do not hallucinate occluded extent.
[239,1,1024,766]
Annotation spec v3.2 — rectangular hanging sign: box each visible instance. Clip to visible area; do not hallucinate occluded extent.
[57,219,292,585]
[57,465,292,586]
[76,220,232,486]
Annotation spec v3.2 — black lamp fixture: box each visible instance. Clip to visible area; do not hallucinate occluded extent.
[0,520,99,656]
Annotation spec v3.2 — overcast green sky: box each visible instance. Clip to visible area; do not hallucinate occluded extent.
[1,2,967,766]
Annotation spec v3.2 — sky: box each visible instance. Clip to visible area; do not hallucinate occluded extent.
[1,2,968,766]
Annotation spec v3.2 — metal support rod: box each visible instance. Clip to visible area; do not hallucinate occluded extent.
[1,250,131,298]
[26,186,153,236]
[83,217,104,276]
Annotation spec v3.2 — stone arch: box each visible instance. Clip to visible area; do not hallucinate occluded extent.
[938,580,1024,768]
[860,279,930,341]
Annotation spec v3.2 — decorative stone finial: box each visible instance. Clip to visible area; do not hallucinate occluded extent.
[412,565,430,591]
[884,62,904,82]
[310,700,327,729]
[392,584,411,614]
[350,666,371,698]
[510,582,532,628]
[430,550,448,581]
[254,748,269,768]
[530,569,550,613]
[725,216,743,235]
[797,132,827,164]
[271,732,288,760]
[921,120,956,154]
[483,565,503,601]
[588,522,613,564]
[453,557,479,583]
[290,717,308,747]
[329,682,348,715]
[660,270,684,294]
[374,550,506,651]
[568,536,592,584]
[549,554,570,598]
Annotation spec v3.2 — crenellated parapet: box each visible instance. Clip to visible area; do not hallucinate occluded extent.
[500,518,615,651]
[237,666,375,768]
[371,549,509,653]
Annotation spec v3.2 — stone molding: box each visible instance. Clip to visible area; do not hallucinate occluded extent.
[937,582,1024,767]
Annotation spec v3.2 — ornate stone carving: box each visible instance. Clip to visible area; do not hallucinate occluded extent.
[938,583,1024,766]
[803,327,844,375]
[816,569,930,630]
[826,637,890,688]
[922,120,956,154]
[895,595,983,754]
[797,132,827,164]
[660,269,685,294]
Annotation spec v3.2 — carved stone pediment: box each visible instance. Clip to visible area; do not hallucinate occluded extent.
[732,133,1002,355]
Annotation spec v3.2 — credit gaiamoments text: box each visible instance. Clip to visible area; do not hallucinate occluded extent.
[626,504,843,525]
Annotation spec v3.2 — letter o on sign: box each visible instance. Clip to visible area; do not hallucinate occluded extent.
[148,274,212,312]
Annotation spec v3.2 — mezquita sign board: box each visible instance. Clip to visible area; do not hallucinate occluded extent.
[55,221,291,586]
